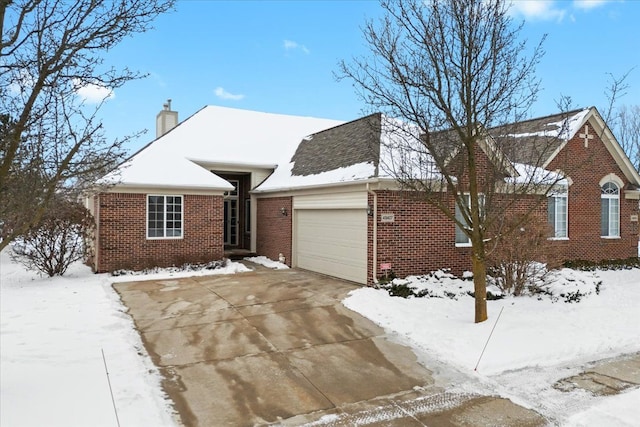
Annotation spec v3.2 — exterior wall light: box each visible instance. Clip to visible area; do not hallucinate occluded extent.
[367,205,373,216]
[280,207,288,216]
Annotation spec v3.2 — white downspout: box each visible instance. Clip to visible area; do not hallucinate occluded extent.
[366,183,379,285]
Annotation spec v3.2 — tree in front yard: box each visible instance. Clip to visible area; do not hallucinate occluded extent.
[339,0,574,322]
[0,0,175,251]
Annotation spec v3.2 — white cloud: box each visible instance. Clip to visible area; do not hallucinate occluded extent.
[74,79,114,103]
[573,0,609,10]
[508,0,566,22]
[214,87,245,101]
[283,39,310,54]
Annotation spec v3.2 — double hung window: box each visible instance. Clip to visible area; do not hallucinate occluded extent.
[548,192,568,238]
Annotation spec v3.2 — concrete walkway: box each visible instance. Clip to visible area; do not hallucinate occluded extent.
[554,352,640,396]
[114,265,546,426]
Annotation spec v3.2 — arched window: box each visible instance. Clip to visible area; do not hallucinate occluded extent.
[601,182,620,237]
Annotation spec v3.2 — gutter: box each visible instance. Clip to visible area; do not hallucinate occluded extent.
[252,177,394,194]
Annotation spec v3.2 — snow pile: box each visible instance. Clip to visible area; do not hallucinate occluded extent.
[245,256,290,269]
[110,258,251,282]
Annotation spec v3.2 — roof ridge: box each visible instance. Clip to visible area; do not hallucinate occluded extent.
[304,112,381,138]
[491,107,591,130]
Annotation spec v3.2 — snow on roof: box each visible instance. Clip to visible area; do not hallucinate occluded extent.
[506,162,568,187]
[100,147,233,190]
[503,108,591,140]
[103,105,344,190]
[256,115,380,192]
[378,115,450,182]
[100,106,607,192]
[255,161,376,192]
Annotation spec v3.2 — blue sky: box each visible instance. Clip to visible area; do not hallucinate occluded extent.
[95,0,640,154]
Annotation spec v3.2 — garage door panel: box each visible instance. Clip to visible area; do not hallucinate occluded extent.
[295,209,367,284]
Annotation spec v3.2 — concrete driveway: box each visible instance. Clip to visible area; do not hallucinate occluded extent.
[114,264,545,426]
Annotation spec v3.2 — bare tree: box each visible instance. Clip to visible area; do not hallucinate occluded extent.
[0,0,174,251]
[601,72,639,172]
[11,195,94,277]
[613,105,640,172]
[339,0,561,323]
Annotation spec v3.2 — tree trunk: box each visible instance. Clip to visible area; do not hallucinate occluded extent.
[472,251,488,323]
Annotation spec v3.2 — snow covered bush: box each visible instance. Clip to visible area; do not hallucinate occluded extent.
[528,268,602,303]
[11,198,94,277]
[380,270,504,300]
[378,268,602,304]
[487,214,559,296]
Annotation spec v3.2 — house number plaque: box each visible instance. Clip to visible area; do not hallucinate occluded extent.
[380,213,395,223]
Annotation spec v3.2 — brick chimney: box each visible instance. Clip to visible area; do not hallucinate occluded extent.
[156,99,178,138]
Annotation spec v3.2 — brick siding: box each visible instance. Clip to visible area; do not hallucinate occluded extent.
[369,190,471,283]
[546,123,639,261]
[256,197,292,265]
[95,193,224,272]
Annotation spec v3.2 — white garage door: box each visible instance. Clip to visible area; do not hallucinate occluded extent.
[295,209,367,284]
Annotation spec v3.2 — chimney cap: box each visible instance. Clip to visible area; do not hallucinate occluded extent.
[163,99,172,111]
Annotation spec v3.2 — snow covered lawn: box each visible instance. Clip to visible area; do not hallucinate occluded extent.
[0,249,178,426]
[0,250,257,427]
[343,267,640,424]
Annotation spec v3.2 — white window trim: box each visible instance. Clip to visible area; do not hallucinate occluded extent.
[455,241,473,248]
[147,194,184,240]
[455,193,484,247]
[601,182,620,238]
[548,192,568,240]
[599,173,624,189]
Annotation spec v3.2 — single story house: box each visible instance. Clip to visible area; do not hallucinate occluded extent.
[87,103,640,284]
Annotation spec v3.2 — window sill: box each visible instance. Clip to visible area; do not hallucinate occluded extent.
[455,242,472,248]
[146,236,184,240]
[600,236,621,240]
[548,237,569,241]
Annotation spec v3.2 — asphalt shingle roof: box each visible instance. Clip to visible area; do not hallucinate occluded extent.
[290,113,381,176]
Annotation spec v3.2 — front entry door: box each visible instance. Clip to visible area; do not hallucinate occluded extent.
[224,180,239,246]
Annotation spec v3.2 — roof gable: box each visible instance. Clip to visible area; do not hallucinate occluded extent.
[563,107,640,186]
[489,108,590,167]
